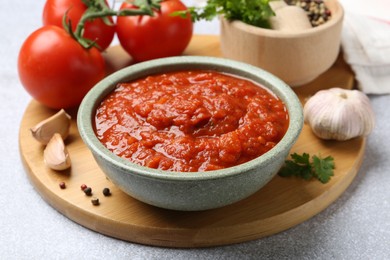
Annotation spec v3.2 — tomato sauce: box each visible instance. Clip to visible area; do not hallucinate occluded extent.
[94,70,289,172]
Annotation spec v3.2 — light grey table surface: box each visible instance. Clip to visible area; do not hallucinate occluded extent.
[1,1,389,259]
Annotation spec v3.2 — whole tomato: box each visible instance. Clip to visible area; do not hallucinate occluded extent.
[43,0,115,51]
[116,0,193,62]
[18,26,105,109]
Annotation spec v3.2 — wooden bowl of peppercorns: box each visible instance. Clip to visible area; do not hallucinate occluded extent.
[220,0,344,87]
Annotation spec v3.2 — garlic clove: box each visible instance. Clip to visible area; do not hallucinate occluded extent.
[30,109,71,144]
[304,88,375,141]
[43,133,71,171]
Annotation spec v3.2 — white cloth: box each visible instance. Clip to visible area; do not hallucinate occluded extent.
[341,12,390,94]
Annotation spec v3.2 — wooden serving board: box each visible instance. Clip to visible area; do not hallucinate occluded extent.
[19,35,365,248]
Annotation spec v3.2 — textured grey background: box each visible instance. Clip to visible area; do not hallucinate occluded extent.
[1,1,389,259]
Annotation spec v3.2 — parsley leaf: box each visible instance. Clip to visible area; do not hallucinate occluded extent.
[278,153,335,184]
[175,0,275,28]
[312,155,335,183]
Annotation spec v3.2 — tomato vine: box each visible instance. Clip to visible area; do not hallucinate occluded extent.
[65,0,162,49]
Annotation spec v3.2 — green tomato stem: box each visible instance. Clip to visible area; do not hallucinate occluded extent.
[74,10,117,43]
[72,0,158,49]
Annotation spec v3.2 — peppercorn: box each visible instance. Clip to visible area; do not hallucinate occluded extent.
[84,187,92,196]
[59,182,66,189]
[80,184,87,191]
[102,187,111,197]
[91,197,100,206]
[284,0,331,27]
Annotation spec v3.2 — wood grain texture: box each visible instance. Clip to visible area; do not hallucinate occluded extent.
[19,35,364,248]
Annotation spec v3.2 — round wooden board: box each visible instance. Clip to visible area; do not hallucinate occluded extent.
[19,35,365,248]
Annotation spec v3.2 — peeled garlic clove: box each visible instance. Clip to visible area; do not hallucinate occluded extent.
[44,133,71,171]
[30,109,71,144]
[304,88,375,141]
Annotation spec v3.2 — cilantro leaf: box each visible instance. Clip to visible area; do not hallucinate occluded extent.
[278,153,335,184]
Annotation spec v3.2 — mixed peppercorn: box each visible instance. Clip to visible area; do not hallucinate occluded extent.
[83,187,93,196]
[60,182,112,206]
[59,182,66,189]
[103,188,111,197]
[285,0,332,27]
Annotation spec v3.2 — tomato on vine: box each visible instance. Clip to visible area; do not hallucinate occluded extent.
[43,0,115,51]
[18,0,172,109]
[18,26,106,109]
[116,0,193,62]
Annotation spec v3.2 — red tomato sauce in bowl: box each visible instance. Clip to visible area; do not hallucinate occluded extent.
[94,70,289,172]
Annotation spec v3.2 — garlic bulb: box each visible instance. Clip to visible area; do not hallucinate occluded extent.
[304,88,375,141]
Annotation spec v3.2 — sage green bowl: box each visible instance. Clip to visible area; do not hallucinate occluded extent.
[77,56,303,211]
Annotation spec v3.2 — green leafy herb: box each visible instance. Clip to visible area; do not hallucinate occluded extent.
[174,0,275,28]
[279,153,335,184]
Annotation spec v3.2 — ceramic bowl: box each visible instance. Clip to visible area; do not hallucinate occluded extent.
[220,0,344,87]
[77,56,303,211]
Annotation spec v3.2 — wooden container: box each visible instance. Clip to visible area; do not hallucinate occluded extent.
[220,0,344,87]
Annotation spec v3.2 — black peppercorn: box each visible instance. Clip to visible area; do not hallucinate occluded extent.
[84,187,92,196]
[91,197,100,206]
[102,188,111,196]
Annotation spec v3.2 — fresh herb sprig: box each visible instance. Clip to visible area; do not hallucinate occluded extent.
[178,0,275,29]
[279,153,335,184]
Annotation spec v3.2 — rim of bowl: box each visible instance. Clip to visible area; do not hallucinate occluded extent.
[225,0,344,38]
[77,56,303,181]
